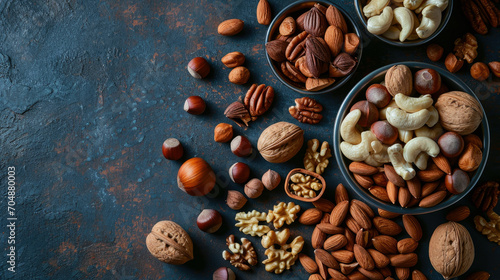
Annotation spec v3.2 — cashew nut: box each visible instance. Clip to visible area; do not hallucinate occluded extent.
[386,107,430,130]
[403,0,424,10]
[426,106,439,127]
[416,5,442,39]
[382,25,401,40]
[363,0,391,18]
[399,129,414,143]
[341,109,362,144]
[403,136,440,163]
[392,0,404,3]
[365,144,391,167]
[394,93,433,112]
[415,0,448,13]
[367,6,394,35]
[414,152,429,170]
[379,100,398,120]
[406,12,421,41]
[365,155,383,167]
[340,131,379,162]
[388,143,416,180]
[394,7,415,42]
[415,123,443,139]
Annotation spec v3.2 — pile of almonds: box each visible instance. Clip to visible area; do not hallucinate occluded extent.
[298,184,427,280]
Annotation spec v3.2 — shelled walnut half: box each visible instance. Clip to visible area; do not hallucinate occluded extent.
[222,235,258,271]
[235,210,270,237]
[261,228,304,274]
[304,139,332,175]
[474,211,500,245]
[267,202,301,229]
[289,173,323,198]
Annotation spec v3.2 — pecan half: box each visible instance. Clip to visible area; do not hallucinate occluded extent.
[281,61,307,83]
[471,181,499,213]
[225,101,252,127]
[461,0,488,35]
[289,97,323,124]
[243,84,274,120]
[222,235,258,271]
[286,31,308,62]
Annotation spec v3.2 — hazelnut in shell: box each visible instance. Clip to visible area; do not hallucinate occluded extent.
[229,162,250,184]
[438,132,464,158]
[184,96,206,115]
[365,84,391,108]
[177,157,216,196]
[187,57,210,79]
[470,62,490,81]
[162,138,184,160]
[197,209,222,233]
[262,169,281,191]
[414,68,441,95]
[445,169,470,194]
[231,135,252,157]
[244,178,264,198]
[214,123,233,143]
[435,91,483,135]
[213,267,236,280]
[371,121,398,145]
[350,100,379,127]
[226,190,247,210]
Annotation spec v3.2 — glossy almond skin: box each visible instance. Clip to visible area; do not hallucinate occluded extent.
[218,19,244,36]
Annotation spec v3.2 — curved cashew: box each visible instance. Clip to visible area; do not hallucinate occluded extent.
[363,0,391,18]
[415,0,448,13]
[388,143,416,180]
[367,6,394,35]
[371,141,383,153]
[398,129,414,143]
[341,109,362,144]
[340,131,378,162]
[404,0,424,10]
[394,7,414,42]
[415,123,443,139]
[406,12,420,41]
[372,144,391,163]
[392,0,404,2]
[379,100,398,120]
[365,155,383,167]
[382,25,401,40]
[426,106,439,127]
[386,107,430,130]
[403,136,440,163]
[395,93,433,112]
[414,152,429,170]
[416,5,441,39]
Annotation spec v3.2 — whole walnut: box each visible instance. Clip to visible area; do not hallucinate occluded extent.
[146,221,194,265]
[257,122,304,163]
[435,91,483,135]
[245,178,264,198]
[385,64,413,96]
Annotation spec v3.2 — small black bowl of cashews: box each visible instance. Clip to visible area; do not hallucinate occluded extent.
[354,0,453,46]
[333,62,490,215]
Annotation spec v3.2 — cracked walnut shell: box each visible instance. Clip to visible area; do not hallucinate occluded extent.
[257,122,304,163]
[146,220,194,265]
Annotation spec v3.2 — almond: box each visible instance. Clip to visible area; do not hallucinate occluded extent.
[349,161,379,176]
[217,19,244,36]
[317,223,344,235]
[372,235,398,254]
[348,271,371,280]
[396,267,410,280]
[344,228,355,251]
[402,215,423,241]
[345,216,361,234]
[355,228,369,247]
[353,173,374,189]
[380,268,392,278]
[340,262,358,275]
[369,186,391,203]
[221,52,245,68]
[335,183,349,203]
[299,253,318,274]
[353,244,375,270]
[367,248,389,268]
[446,205,471,222]
[389,253,418,267]
[373,217,402,236]
[384,164,406,187]
[308,274,323,280]
[328,268,349,280]
[377,208,401,219]
[325,5,348,33]
[407,177,422,199]
[256,0,271,25]
[358,267,384,280]
[419,190,447,208]
[299,208,323,225]
[350,202,372,229]
[324,25,344,57]
[330,200,350,226]
[313,198,335,213]
[315,248,339,269]
[412,269,428,280]
[324,234,348,251]
[312,225,327,249]
[387,181,399,204]
[265,40,289,62]
[465,271,490,280]
[321,212,331,223]
[417,168,445,182]
[432,154,452,174]
[459,143,482,172]
[352,199,375,218]
[398,187,411,208]
[421,181,440,197]
[373,172,389,186]
[397,238,418,254]
[315,255,328,279]
[331,250,354,263]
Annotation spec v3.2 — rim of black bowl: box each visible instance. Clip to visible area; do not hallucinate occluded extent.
[333,62,490,215]
[265,0,363,95]
[354,1,454,47]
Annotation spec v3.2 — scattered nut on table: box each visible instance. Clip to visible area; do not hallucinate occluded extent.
[222,235,258,271]
[289,97,323,124]
[235,210,270,237]
[289,172,323,198]
[261,228,304,274]
[474,211,500,245]
[303,139,332,175]
[267,202,301,229]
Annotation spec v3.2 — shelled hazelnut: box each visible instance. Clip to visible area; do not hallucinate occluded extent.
[470,62,490,81]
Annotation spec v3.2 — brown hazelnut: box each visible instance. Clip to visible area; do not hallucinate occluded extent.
[458,143,482,172]
[371,121,398,145]
[350,100,379,127]
[187,57,210,79]
[463,134,482,149]
[228,66,250,84]
[445,169,470,194]
[365,84,391,108]
[344,33,360,55]
[438,132,464,158]
[162,138,183,160]
[262,169,281,191]
[213,267,236,280]
[229,162,250,184]
[489,61,500,78]
[214,123,233,143]
[197,209,222,233]
[226,190,247,210]
[221,52,245,68]
[445,53,464,73]
[184,96,206,115]
[231,135,252,157]
[244,178,264,198]
[427,44,444,61]
[414,68,441,95]
[470,62,490,81]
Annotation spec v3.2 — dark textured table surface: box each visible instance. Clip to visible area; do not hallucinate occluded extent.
[0,0,499,279]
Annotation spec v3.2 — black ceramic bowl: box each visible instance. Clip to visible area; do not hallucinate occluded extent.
[265,0,363,94]
[354,1,453,47]
[333,62,490,215]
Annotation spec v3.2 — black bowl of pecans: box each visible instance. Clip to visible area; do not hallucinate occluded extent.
[265,1,363,94]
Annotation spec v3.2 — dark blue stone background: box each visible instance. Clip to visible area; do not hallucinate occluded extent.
[0,0,498,279]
